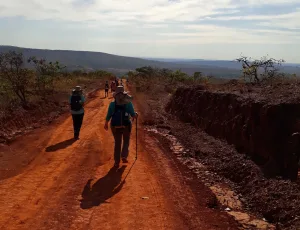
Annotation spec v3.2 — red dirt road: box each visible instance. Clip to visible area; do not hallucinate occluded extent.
[0,90,238,230]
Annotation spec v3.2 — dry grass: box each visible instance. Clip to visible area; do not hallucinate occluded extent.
[0,74,109,134]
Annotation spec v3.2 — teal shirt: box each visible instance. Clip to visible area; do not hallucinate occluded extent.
[69,95,85,114]
[106,101,135,122]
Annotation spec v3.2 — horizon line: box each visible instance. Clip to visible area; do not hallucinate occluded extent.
[1,44,299,65]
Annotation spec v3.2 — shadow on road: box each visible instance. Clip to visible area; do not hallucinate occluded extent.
[45,138,77,152]
[80,165,127,209]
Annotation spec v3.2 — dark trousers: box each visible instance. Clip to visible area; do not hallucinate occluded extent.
[105,89,108,97]
[72,113,84,137]
[111,125,132,164]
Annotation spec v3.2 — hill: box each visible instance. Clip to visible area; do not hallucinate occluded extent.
[146,57,300,71]
[2,46,299,78]
[0,45,164,72]
[0,46,244,78]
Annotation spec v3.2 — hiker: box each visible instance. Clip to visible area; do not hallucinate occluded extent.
[111,81,116,93]
[105,81,109,98]
[120,79,123,86]
[115,78,119,87]
[104,85,138,168]
[69,86,85,140]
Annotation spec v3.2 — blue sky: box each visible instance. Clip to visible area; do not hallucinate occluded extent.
[0,0,299,63]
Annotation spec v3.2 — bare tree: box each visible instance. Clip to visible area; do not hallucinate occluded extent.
[0,51,32,106]
[237,56,285,82]
[259,56,285,79]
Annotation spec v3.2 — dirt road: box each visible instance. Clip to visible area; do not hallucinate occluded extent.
[0,90,238,230]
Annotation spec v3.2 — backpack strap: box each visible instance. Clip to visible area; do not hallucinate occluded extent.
[112,101,116,116]
[112,101,120,116]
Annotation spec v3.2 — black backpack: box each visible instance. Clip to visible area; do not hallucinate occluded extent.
[111,103,130,127]
[70,95,83,111]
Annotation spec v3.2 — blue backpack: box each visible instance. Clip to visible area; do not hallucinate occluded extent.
[111,103,130,127]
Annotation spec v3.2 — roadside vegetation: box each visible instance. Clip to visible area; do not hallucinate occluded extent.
[127,55,299,96]
[0,50,114,109]
[0,50,114,142]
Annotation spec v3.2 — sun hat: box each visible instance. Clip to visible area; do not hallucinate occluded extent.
[113,85,128,98]
[72,85,82,92]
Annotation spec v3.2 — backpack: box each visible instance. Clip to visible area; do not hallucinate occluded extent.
[111,103,130,127]
[70,95,83,111]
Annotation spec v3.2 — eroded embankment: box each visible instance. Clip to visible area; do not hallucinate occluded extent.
[167,86,300,180]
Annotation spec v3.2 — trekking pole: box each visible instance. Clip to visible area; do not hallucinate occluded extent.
[135,112,138,160]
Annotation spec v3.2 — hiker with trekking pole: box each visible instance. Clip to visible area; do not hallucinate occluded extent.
[104,85,138,168]
[69,86,85,140]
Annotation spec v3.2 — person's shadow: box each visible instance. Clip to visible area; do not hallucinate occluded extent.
[45,138,77,152]
[80,166,127,209]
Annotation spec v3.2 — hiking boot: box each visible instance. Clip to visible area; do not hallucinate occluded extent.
[74,132,80,140]
[122,158,128,163]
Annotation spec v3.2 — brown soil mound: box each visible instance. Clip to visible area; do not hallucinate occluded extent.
[167,85,300,180]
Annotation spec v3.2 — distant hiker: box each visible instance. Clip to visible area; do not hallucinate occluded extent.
[111,81,116,93]
[115,78,119,87]
[104,86,138,168]
[105,81,109,98]
[70,86,85,140]
[120,79,124,86]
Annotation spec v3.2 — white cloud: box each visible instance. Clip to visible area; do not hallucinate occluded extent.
[246,0,300,5]
[0,0,242,22]
[256,10,300,29]
[0,0,299,27]
[157,25,300,44]
[0,0,300,62]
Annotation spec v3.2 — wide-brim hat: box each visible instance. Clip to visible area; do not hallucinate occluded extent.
[113,85,128,98]
[72,85,82,92]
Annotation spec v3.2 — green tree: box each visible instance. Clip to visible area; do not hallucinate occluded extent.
[193,72,202,81]
[170,69,189,83]
[135,66,156,78]
[28,57,65,98]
